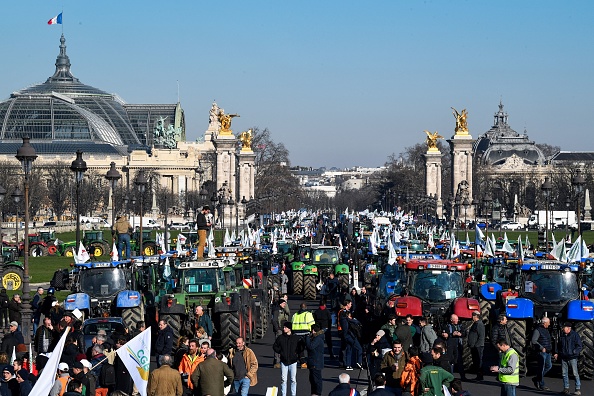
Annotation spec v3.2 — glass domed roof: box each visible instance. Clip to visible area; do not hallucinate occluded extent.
[0,35,141,149]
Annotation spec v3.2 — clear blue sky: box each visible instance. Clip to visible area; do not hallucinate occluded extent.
[2,1,594,168]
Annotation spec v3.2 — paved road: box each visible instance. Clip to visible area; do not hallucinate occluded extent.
[243,295,581,396]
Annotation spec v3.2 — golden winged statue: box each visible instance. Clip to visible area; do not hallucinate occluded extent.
[217,109,240,134]
[239,129,253,151]
[425,130,443,151]
[451,107,468,135]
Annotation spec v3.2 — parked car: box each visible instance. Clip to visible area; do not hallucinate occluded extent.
[501,221,523,230]
[170,222,190,231]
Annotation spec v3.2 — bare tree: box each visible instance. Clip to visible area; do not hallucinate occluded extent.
[44,162,73,220]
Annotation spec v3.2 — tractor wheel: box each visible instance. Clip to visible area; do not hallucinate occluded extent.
[461,320,474,373]
[65,247,75,257]
[30,245,48,257]
[575,321,594,380]
[90,243,105,258]
[304,275,317,300]
[121,305,145,331]
[102,242,112,256]
[1,266,24,291]
[507,319,527,377]
[293,272,303,294]
[254,305,265,339]
[47,245,58,256]
[161,314,183,341]
[480,300,494,327]
[267,274,279,290]
[220,311,241,351]
[338,274,350,291]
[143,242,157,256]
[244,306,253,345]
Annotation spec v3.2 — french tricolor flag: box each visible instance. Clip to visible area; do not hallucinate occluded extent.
[47,13,63,25]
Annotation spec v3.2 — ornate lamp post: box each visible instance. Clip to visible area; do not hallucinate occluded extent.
[15,137,37,344]
[0,185,5,263]
[483,193,493,236]
[210,193,218,228]
[135,171,148,256]
[572,169,586,258]
[105,162,121,245]
[71,151,88,251]
[462,197,470,234]
[541,177,552,250]
[472,198,480,268]
[454,195,461,241]
[241,196,248,230]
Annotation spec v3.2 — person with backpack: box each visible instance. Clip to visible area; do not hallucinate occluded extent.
[342,310,363,371]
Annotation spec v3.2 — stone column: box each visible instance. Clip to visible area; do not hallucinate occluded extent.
[584,188,592,222]
[448,132,475,219]
[238,150,256,223]
[423,150,443,218]
[214,133,239,226]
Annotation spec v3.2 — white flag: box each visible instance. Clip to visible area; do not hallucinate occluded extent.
[76,241,90,263]
[30,327,71,394]
[116,327,151,396]
[111,241,119,262]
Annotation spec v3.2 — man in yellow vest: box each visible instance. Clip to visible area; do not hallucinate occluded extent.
[292,303,315,368]
[490,338,520,396]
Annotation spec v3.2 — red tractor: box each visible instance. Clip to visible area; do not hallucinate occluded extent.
[392,259,479,370]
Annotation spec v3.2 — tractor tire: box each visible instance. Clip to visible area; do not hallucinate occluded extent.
[267,274,280,290]
[293,272,303,294]
[338,274,349,291]
[47,245,58,256]
[220,311,241,351]
[89,242,105,258]
[65,248,74,257]
[1,266,24,291]
[254,305,265,339]
[507,319,527,377]
[121,305,145,331]
[575,321,594,380]
[102,242,112,256]
[161,314,183,341]
[461,320,474,373]
[30,245,48,257]
[480,300,494,327]
[304,275,317,300]
[143,242,157,256]
[244,306,253,345]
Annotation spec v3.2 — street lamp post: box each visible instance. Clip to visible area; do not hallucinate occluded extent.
[565,197,571,241]
[12,188,22,247]
[454,195,461,241]
[541,177,552,251]
[572,169,586,259]
[105,162,121,249]
[241,196,248,230]
[462,197,470,236]
[0,185,5,263]
[483,193,493,237]
[15,137,37,344]
[135,171,148,256]
[472,198,480,269]
[71,151,88,252]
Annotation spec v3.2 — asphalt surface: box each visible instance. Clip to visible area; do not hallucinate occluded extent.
[244,295,584,396]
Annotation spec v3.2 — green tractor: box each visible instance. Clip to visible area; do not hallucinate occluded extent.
[163,256,259,350]
[302,246,349,300]
[291,244,316,294]
[130,230,158,256]
[1,246,24,291]
[83,230,112,258]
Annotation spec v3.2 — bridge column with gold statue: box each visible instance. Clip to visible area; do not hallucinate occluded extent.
[213,107,240,227]
[423,131,444,218]
[237,129,256,223]
[448,107,475,219]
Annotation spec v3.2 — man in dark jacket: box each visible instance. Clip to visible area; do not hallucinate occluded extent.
[467,311,485,380]
[1,322,24,354]
[531,317,552,391]
[554,322,582,395]
[446,314,467,380]
[0,290,9,328]
[191,349,234,396]
[272,322,304,396]
[328,372,361,396]
[272,299,291,368]
[155,319,174,367]
[192,305,213,339]
[491,314,512,350]
[7,294,21,325]
[435,330,457,372]
[305,324,325,396]
[313,299,335,359]
[196,206,211,259]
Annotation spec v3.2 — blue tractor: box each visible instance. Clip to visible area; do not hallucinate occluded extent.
[503,260,594,378]
[65,260,145,331]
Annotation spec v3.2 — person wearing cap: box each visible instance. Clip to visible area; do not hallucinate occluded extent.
[196,205,212,259]
[113,214,133,259]
[420,347,455,396]
[369,329,391,378]
[0,322,24,355]
[70,360,90,396]
[271,298,291,368]
[48,362,70,396]
[272,321,304,396]
[16,367,33,396]
[1,365,19,396]
[313,298,335,359]
[80,359,96,396]
[467,310,485,381]
[554,322,582,395]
